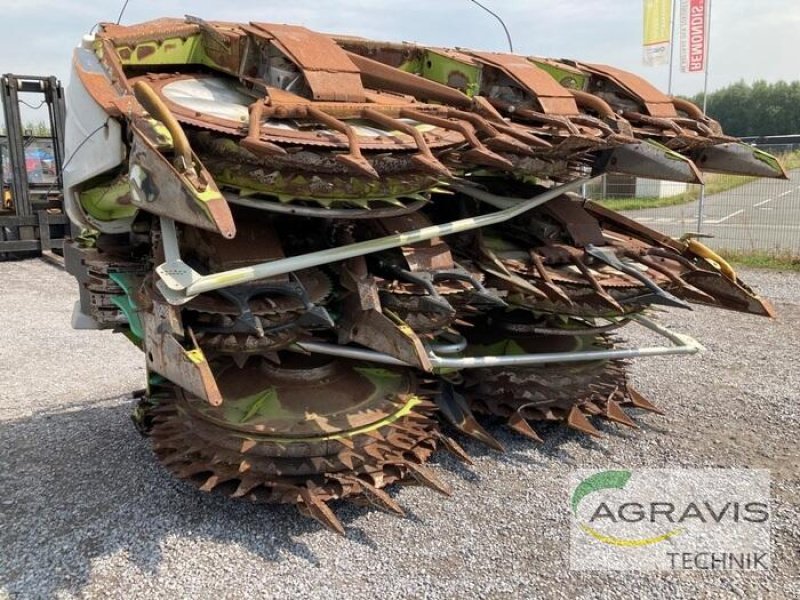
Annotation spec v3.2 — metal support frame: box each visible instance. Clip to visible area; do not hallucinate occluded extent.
[155,176,596,304]
[0,140,5,198]
[0,211,69,252]
[293,313,703,369]
[154,173,707,374]
[0,74,67,259]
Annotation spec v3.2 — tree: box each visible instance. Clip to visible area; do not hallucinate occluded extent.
[0,121,50,137]
[22,121,51,137]
[688,80,800,136]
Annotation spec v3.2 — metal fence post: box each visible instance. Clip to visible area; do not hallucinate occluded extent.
[695,184,706,233]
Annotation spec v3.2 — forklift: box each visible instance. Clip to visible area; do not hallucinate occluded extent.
[1,73,69,261]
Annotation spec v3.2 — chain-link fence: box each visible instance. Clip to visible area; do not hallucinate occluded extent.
[587,149,800,258]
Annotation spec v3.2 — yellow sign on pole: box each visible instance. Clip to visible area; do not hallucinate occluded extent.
[643,0,673,66]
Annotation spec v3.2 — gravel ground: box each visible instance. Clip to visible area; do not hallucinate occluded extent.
[1,259,798,599]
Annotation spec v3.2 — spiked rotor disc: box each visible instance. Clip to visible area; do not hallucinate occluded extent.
[460,315,658,440]
[185,268,332,317]
[146,355,444,533]
[464,332,623,418]
[185,268,333,355]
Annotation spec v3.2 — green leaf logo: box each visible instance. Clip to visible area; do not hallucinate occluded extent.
[572,470,683,547]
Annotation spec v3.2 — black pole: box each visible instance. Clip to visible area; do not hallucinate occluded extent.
[469,0,514,52]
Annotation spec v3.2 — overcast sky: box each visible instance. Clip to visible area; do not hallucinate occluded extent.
[2,0,797,122]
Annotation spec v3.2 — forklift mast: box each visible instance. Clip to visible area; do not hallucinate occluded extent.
[1,74,66,215]
[0,74,68,260]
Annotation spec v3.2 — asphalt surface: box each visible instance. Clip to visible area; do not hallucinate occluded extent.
[622,169,800,253]
[1,259,799,599]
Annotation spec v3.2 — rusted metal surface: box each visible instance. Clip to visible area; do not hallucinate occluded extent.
[460,315,659,439]
[585,201,777,316]
[248,23,366,102]
[128,123,235,238]
[85,18,788,183]
[129,73,464,151]
[62,17,786,533]
[336,38,622,163]
[336,255,433,371]
[346,51,473,108]
[72,49,136,117]
[542,195,607,247]
[142,300,223,406]
[340,301,434,371]
[97,37,135,95]
[145,356,443,534]
[467,51,580,115]
[578,62,678,117]
[98,18,201,47]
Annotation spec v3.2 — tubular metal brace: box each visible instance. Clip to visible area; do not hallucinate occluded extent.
[293,314,703,369]
[153,176,703,369]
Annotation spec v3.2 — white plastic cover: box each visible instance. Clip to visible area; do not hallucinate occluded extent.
[63,46,126,232]
[161,77,254,123]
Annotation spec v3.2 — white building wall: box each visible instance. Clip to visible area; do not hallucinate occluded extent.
[635,178,689,198]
